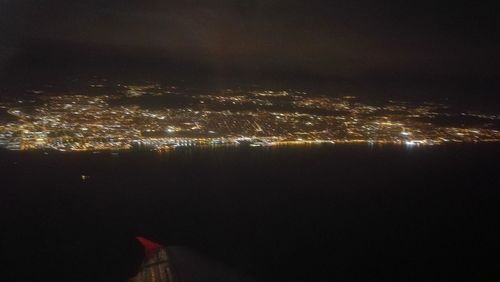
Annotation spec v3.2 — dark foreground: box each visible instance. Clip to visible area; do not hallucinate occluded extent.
[0,144,499,281]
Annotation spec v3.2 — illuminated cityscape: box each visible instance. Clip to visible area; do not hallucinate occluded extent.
[2,0,500,280]
[0,81,498,152]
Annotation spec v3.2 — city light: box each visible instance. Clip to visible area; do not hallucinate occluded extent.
[0,84,498,152]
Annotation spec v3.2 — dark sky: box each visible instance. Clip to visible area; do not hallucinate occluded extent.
[1,0,499,81]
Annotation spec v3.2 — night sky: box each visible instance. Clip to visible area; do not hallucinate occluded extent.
[1,1,499,90]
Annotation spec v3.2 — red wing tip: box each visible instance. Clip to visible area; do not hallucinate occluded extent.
[135,236,164,253]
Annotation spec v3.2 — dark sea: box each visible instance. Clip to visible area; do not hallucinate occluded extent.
[1,144,499,282]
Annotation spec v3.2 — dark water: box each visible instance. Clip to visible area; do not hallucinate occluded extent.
[1,144,499,281]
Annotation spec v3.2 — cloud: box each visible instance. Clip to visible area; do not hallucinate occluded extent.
[4,0,500,78]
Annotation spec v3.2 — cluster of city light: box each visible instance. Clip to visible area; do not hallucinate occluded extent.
[0,84,498,151]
